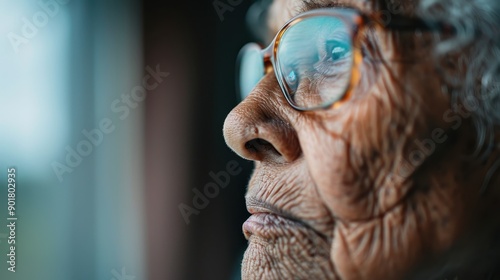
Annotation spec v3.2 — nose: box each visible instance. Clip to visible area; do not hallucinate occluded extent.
[223,75,301,164]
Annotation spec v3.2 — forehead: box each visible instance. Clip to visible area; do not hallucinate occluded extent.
[267,0,372,33]
[267,0,419,34]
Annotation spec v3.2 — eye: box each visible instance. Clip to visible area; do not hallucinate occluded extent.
[326,40,352,62]
[313,39,352,76]
[331,46,349,60]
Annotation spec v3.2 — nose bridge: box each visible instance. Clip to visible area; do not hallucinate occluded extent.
[223,73,301,163]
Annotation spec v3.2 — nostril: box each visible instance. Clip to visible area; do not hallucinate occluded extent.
[245,139,282,160]
[223,104,300,163]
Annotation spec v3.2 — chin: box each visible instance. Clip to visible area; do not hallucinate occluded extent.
[241,213,337,279]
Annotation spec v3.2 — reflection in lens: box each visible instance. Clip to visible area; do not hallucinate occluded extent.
[276,16,353,109]
[238,44,265,101]
[285,70,298,92]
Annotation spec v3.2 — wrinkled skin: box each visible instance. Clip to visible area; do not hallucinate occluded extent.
[223,0,500,279]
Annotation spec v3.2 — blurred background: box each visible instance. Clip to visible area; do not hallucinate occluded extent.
[0,0,259,279]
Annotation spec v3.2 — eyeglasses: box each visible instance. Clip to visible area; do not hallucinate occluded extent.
[237,8,452,111]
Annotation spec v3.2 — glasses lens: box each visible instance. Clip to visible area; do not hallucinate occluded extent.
[237,43,265,101]
[276,16,354,109]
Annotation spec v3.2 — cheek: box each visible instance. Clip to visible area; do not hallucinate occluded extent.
[329,163,481,280]
[297,76,410,221]
[298,131,372,220]
[297,60,451,221]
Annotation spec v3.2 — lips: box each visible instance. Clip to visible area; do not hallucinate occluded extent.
[243,212,307,240]
[244,196,333,242]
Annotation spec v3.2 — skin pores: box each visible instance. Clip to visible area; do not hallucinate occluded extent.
[223,0,500,279]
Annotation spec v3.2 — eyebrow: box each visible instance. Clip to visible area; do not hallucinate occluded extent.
[299,0,374,14]
[300,0,455,34]
[301,0,349,12]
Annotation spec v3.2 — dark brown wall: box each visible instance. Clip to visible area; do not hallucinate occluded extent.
[142,1,254,279]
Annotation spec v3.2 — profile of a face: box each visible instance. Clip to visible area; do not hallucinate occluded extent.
[223,0,500,279]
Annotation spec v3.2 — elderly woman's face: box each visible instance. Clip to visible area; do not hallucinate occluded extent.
[224,0,499,279]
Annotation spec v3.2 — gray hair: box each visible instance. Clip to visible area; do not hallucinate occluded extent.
[416,2,500,275]
[419,0,500,156]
